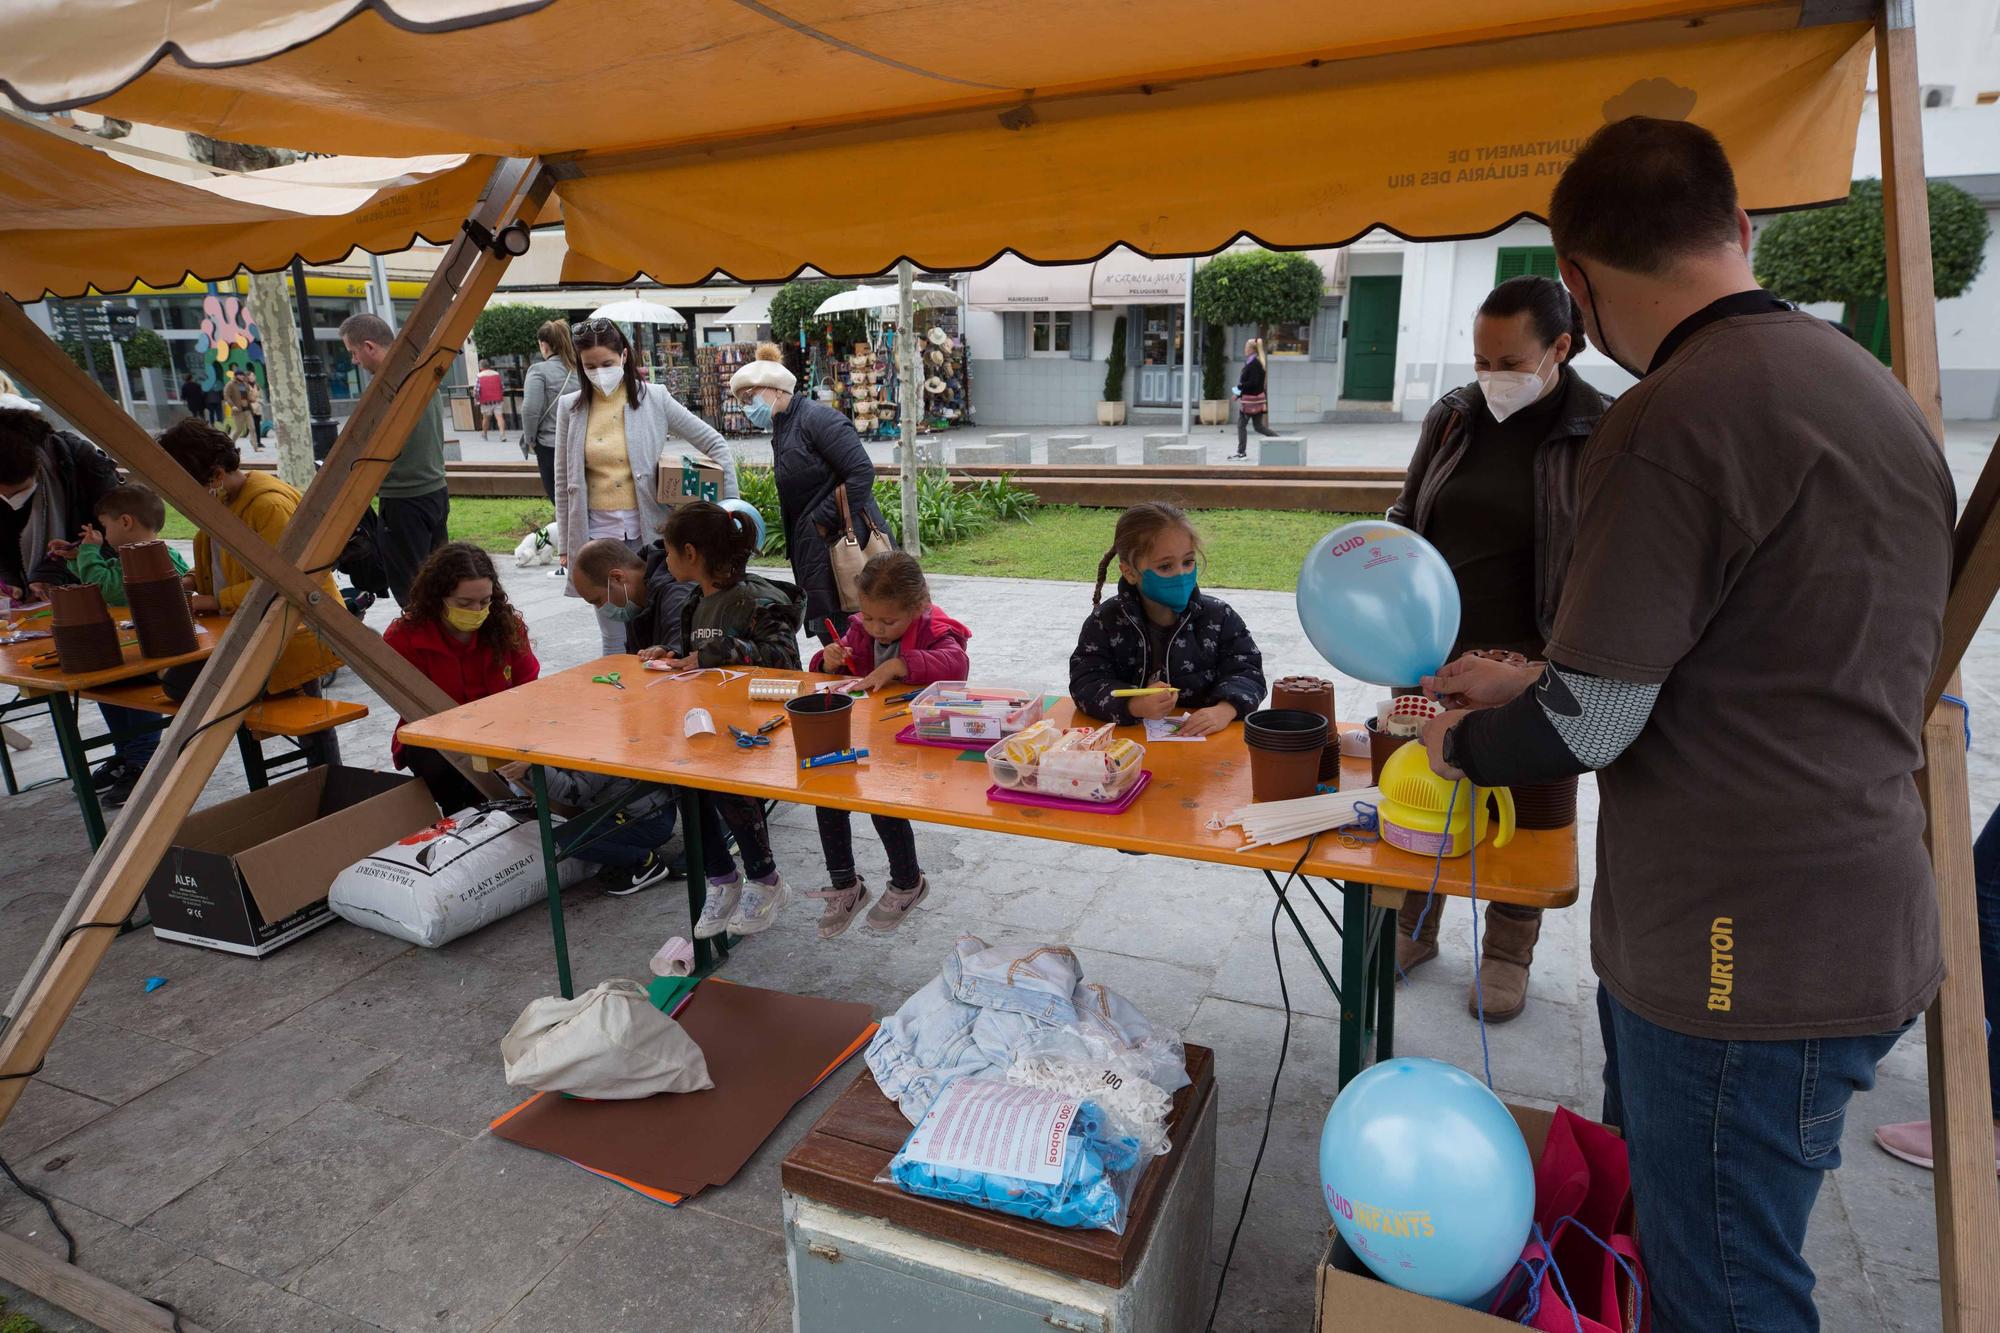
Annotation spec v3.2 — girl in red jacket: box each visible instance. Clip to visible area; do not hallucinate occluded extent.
[383,542,541,814]
[806,552,970,937]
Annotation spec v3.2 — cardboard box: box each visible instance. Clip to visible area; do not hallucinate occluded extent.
[656,452,725,507]
[144,766,440,957]
[1313,1103,1607,1331]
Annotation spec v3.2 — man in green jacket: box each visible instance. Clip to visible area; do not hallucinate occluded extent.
[339,313,451,606]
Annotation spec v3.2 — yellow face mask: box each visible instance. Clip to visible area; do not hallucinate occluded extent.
[444,605,490,633]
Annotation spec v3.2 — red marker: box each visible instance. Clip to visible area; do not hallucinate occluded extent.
[823,617,840,642]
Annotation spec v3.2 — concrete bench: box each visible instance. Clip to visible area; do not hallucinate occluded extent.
[1056,443,1118,467]
[82,682,368,788]
[1154,443,1208,468]
[1142,433,1188,465]
[951,443,1006,467]
[1257,436,1307,466]
[984,433,1032,465]
[1044,434,1096,464]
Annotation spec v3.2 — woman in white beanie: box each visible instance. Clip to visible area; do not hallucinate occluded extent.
[556,317,737,654]
[731,344,893,644]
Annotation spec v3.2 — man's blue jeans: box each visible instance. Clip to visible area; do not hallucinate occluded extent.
[556,800,676,871]
[1968,804,2000,1110]
[1597,986,1911,1331]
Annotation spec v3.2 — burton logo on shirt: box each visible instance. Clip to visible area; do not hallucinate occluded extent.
[1707,917,1735,1012]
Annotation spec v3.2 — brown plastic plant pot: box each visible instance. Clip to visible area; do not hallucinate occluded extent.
[1247,745,1322,803]
[1366,717,1415,786]
[52,621,123,674]
[786,691,855,761]
[48,583,113,629]
[114,539,179,584]
[124,578,200,658]
[1513,774,1580,829]
[1270,676,1336,726]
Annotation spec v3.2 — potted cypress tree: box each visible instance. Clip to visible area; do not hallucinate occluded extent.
[1199,322,1228,425]
[1097,316,1128,426]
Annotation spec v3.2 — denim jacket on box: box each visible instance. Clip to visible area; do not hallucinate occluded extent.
[866,935,1186,1123]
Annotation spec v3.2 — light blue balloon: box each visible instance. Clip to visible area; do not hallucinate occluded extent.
[719,498,767,552]
[1319,1057,1532,1306]
[1295,521,1460,685]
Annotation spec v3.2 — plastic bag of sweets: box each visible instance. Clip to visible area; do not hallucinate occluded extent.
[880,1077,1145,1233]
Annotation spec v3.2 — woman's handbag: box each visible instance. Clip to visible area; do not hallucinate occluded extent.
[1237,392,1268,415]
[500,978,713,1098]
[828,484,895,611]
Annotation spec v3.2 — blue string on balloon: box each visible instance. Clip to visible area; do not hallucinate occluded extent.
[1554,1213,1645,1328]
[1397,782,1456,985]
[1467,784,1495,1090]
[1533,1221,1585,1333]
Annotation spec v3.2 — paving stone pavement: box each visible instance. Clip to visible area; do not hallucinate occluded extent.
[0,420,1992,1330]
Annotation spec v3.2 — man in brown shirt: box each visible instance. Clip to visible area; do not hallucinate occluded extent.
[1422,118,1952,1331]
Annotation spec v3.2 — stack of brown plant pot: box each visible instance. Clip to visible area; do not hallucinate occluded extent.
[119,540,199,658]
[1272,675,1338,785]
[1242,708,1331,802]
[50,584,123,673]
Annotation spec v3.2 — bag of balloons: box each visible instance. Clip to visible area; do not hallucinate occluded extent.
[1319,1057,1533,1305]
[1296,521,1459,685]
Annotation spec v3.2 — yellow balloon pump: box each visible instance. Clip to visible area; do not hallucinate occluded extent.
[1376,741,1515,859]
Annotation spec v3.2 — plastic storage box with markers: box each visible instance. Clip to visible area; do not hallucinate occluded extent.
[909,682,1047,743]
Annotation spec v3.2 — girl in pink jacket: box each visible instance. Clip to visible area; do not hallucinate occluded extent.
[806,552,970,938]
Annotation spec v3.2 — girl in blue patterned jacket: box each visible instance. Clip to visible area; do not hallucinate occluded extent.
[1068,502,1265,737]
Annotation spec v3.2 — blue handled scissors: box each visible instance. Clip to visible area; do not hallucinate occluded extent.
[728,725,770,749]
[591,671,624,690]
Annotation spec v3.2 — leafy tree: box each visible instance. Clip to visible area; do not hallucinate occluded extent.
[472,303,564,360]
[1103,316,1127,403]
[1202,322,1226,399]
[1191,251,1324,342]
[1754,178,1989,306]
[770,279,869,346]
[59,327,169,377]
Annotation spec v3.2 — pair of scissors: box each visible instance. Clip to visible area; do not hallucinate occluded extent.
[591,671,625,690]
[728,724,771,749]
[755,714,786,735]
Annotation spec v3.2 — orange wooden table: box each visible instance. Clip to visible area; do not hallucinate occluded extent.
[0,611,228,847]
[399,658,1580,1085]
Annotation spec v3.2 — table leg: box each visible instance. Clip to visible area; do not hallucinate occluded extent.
[1374,895,1397,1064]
[530,765,574,1000]
[46,693,105,850]
[1337,881,1375,1089]
[234,728,270,790]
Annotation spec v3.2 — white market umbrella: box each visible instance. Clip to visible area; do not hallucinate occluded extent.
[813,281,955,317]
[589,296,686,324]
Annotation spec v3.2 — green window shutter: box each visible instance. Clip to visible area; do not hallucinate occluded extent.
[1842,297,1894,367]
[1495,246,1558,284]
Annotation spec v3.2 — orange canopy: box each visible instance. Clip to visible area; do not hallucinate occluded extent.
[0,1,1876,295]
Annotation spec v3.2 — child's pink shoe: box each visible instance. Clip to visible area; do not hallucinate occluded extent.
[808,879,869,939]
[865,876,928,934]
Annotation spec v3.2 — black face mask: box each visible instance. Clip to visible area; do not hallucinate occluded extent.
[1575,262,1642,380]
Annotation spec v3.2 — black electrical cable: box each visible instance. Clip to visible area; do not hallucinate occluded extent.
[1206,833,1319,1331]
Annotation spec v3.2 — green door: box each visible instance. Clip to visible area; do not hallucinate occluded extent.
[1342,275,1401,402]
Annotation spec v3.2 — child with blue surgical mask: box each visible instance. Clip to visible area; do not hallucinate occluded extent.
[1068,501,1266,737]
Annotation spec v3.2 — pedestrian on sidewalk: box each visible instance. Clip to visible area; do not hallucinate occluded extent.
[476,358,504,438]
[1230,337,1276,458]
[519,319,577,508]
[1386,274,1609,1022]
[1420,116,1951,1331]
[557,316,737,655]
[223,368,253,442]
[178,368,205,422]
[339,312,452,607]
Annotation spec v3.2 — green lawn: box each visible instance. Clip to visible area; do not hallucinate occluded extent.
[162,497,555,552]
[162,498,1354,590]
[919,506,1366,591]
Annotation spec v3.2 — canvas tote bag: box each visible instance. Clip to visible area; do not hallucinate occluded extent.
[827,484,895,612]
[501,979,713,1098]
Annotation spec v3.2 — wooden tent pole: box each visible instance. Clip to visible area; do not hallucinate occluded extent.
[0,158,550,1125]
[1878,5,2000,1330]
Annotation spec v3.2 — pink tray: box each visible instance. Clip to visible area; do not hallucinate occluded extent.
[986,770,1152,815]
[895,724,994,751]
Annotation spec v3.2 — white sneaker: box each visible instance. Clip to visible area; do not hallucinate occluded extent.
[725,874,792,935]
[694,878,741,939]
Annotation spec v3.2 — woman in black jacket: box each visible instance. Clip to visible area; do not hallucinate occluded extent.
[1229,336,1277,458]
[1385,274,1611,1024]
[0,406,121,601]
[729,344,893,644]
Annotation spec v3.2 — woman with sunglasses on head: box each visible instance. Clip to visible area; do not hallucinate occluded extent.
[556,317,739,653]
[1385,274,1610,1023]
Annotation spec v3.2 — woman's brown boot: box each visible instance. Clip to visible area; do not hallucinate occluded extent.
[1469,904,1543,1023]
[1395,892,1444,976]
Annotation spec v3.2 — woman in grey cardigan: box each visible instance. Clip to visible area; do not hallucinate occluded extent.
[557,317,738,654]
[518,318,576,507]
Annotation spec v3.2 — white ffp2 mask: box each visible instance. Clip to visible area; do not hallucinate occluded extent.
[587,366,625,397]
[1477,347,1555,423]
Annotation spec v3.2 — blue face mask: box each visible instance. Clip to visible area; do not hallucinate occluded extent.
[1139,567,1198,613]
[742,396,774,430]
[601,574,643,623]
